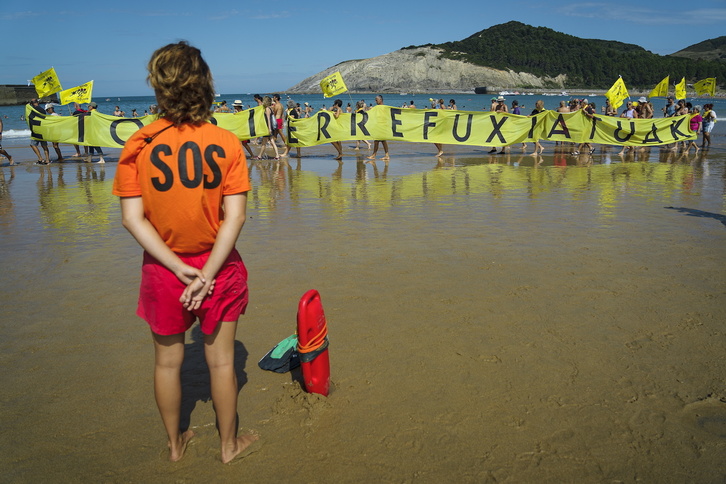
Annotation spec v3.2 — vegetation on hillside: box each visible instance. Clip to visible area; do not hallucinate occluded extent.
[403,21,725,89]
[670,36,726,62]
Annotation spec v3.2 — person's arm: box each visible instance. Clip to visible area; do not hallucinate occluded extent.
[119,196,206,285]
[180,192,247,310]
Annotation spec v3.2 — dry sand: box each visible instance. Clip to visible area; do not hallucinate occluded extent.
[1,141,725,482]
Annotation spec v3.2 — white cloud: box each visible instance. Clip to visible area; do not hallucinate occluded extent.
[0,11,42,20]
[556,3,726,25]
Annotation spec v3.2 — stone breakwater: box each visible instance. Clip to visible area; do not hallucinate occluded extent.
[287,46,567,94]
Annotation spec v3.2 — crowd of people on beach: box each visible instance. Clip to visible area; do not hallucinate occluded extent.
[1,90,717,167]
[221,91,716,162]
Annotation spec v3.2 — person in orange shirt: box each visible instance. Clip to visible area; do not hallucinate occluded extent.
[112,41,257,464]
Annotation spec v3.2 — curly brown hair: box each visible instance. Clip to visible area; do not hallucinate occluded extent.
[146,41,214,126]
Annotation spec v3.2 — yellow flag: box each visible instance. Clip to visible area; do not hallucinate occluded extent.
[319,71,348,98]
[649,76,669,98]
[693,78,716,97]
[605,77,629,110]
[59,81,94,105]
[675,77,687,100]
[32,67,63,98]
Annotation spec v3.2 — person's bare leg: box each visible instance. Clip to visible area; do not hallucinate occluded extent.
[256,138,269,159]
[152,331,194,462]
[367,141,379,160]
[333,141,343,160]
[53,143,64,162]
[31,145,42,162]
[0,149,12,165]
[204,320,258,463]
[381,141,390,161]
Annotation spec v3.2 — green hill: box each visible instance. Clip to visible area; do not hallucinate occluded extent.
[404,22,724,89]
[671,36,726,62]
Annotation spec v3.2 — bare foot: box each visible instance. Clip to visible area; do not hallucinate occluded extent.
[381,154,390,161]
[168,429,194,462]
[366,154,376,160]
[222,432,260,464]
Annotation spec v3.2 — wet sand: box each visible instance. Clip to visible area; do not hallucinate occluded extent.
[1,140,725,482]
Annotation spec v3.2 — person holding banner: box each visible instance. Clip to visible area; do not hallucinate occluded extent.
[87,102,106,164]
[354,101,372,151]
[663,97,676,117]
[272,94,289,157]
[233,101,256,159]
[28,99,49,165]
[285,99,302,158]
[255,96,280,160]
[529,100,546,155]
[45,104,64,162]
[330,99,344,160]
[72,103,90,158]
[367,95,389,161]
[686,106,702,153]
[434,99,446,157]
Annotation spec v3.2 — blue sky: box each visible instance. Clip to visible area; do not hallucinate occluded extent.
[3,1,725,97]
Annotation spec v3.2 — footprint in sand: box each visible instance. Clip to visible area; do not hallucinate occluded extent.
[681,396,726,438]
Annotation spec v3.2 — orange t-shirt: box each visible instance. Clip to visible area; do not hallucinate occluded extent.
[112,118,250,254]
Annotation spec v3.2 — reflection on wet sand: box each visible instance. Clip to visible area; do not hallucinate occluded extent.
[1,145,725,482]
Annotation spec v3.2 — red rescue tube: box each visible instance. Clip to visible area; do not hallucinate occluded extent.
[296,289,330,396]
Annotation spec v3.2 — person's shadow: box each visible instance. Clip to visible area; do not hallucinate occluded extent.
[179,325,248,432]
[665,206,726,228]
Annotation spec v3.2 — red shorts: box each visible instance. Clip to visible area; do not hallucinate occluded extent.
[276,118,283,131]
[137,249,248,335]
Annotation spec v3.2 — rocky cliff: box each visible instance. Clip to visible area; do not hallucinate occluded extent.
[286,46,567,94]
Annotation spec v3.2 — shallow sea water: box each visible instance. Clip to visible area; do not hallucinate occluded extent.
[1,140,725,482]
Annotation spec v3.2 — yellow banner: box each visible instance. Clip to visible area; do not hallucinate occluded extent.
[675,77,687,100]
[320,71,348,98]
[60,81,94,105]
[26,105,270,147]
[27,104,696,148]
[693,77,716,96]
[286,106,696,147]
[649,76,669,98]
[32,67,63,98]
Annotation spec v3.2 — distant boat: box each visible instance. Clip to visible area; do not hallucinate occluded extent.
[215,93,221,97]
